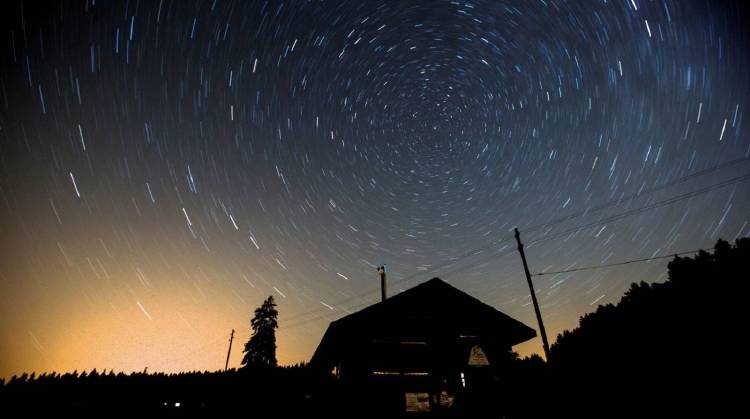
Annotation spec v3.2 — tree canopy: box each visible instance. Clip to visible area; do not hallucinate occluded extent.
[241,296,279,369]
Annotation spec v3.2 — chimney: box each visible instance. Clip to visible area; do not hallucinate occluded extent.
[377,265,387,301]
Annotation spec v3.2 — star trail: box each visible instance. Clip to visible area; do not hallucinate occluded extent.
[0,0,748,378]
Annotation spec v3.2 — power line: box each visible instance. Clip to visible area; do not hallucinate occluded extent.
[534,248,709,276]
[282,172,750,330]
[280,238,518,325]
[279,169,750,330]
[437,173,750,284]
[526,172,750,247]
[523,156,750,236]
[280,241,525,329]
[168,330,252,369]
[371,171,750,295]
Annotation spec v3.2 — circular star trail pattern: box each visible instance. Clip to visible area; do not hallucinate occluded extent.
[1,0,749,376]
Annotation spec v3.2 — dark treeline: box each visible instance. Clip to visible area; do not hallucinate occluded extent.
[0,365,316,415]
[510,237,749,417]
[1,238,747,416]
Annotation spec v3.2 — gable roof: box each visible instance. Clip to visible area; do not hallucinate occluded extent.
[310,277,536,367]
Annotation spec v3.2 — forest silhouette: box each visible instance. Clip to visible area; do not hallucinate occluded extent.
[1,238,746,416]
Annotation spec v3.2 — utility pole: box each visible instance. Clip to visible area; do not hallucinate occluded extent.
[514,228,552,362]
[224,329,235,371]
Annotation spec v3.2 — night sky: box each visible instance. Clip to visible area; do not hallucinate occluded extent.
[1,0,748,378]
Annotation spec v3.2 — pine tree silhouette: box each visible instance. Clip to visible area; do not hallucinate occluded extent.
[241,296,279,368]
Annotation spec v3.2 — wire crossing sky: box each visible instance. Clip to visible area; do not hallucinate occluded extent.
[0,0,748,378]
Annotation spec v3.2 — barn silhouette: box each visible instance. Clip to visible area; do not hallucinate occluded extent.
[310,277,536,413]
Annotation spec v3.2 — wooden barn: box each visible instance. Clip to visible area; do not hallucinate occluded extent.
[310,277,536,414]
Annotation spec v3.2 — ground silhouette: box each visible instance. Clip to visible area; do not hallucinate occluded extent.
[1,238,746,416]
